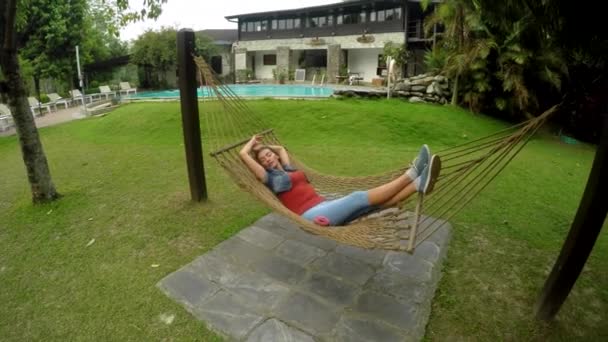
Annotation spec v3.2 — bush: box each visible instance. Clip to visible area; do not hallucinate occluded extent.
[39,94,50,103]
[218,74,235,84]
[424,47,448,73]
[236,69,254,82]
[84,87,99,95]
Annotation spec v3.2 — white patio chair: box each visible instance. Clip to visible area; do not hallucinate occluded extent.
[69,89,92,105]
[348,72,364,85]
[0,104,14,132]
[119,82,137,95]
[28,96,53,116]
[48,93,72,109]
[294,69,306,82]
[99,85,116,99]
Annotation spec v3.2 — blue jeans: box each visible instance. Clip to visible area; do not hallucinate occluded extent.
[301,191,378,226]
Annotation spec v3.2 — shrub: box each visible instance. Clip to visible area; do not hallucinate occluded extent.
[236,69,254,82]
[424,47,448,73]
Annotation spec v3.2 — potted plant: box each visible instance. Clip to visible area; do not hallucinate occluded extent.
[273,68,287,84]
[278,70,287,84]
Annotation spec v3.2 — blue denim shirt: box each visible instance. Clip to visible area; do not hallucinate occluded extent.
[265,164,297,194]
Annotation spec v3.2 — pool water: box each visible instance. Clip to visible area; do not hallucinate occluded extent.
[131,85,333,99]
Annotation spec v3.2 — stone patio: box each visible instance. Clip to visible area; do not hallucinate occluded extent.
[158,213,452,341]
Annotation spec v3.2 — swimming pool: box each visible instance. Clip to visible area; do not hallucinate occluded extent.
[131,84,334,99]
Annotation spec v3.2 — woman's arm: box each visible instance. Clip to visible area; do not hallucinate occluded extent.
[239,136,267,182]
[268,145,291,166]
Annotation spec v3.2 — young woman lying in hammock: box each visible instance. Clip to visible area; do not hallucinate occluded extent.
[239,135,441,226]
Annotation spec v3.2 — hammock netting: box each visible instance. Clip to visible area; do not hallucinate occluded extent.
[192,56,558,252]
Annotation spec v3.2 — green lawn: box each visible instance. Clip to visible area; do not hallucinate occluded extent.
[0,99,605,341]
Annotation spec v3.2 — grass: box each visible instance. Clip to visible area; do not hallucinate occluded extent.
[0,99,606,341]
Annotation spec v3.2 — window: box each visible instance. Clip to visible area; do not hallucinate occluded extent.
[273,18,299,30]
[240,23,246,32]
[372,7,401,23]
[408,20,422,38]
[385,9,394,21]
[377,54,387,76]
[342,13,359,24]
[308,15,332,28]
[360,11,366,23]
[263,54,277,65]
[384,8,395,21]
[377,10,385,22]
[247,22,254,31]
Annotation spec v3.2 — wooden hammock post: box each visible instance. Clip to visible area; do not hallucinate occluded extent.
[177,28,207,202]
[535,115,608,320]
[408,193,424,252]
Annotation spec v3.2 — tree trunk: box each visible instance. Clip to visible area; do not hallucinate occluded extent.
[34,74,42,115]
[1,0,60,203]
[451,74,459,105]
[451,5,464,106]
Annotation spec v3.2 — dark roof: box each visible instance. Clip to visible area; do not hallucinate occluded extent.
[225,0,441,20]
[197,29,238,44]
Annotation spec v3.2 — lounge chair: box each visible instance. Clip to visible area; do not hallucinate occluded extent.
[48,93,72,109]
[119,82,137,95]
[69,89,92,105]
[28,96,53,116]
[0,104,14,132]
[99,85,115,99]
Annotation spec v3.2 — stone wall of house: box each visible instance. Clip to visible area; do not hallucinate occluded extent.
[327,44,343,84]
[233,32,405,51]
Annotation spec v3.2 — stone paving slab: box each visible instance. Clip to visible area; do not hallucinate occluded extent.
[333,316,409,342]
[247,319,315,342]
[157,213,452,341]
[274,291,341,336]
[299,273,359,308]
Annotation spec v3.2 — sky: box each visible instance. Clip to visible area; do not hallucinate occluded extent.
[119,0,339,42]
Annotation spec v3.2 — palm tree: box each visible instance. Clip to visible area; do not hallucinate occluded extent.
[423,0,567,117]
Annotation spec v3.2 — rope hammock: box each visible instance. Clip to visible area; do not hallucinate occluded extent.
[192,56,559,252]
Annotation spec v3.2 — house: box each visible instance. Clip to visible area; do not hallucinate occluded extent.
[225,0,440,83]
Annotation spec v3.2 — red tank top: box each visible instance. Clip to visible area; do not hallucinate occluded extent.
[277,171,325,215]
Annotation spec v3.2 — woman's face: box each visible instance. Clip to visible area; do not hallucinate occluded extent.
[256,148,279,169]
